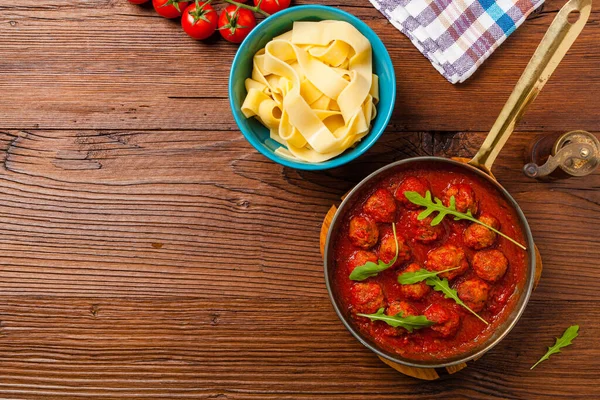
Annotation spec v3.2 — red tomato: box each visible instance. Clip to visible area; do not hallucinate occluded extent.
[182,2,218,40]
[218,6,256,43]
[254,0,291,14]
[152,0,189,18]
[128,0,150,4]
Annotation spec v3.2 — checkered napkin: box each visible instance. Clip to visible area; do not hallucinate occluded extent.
[370,0,544,83]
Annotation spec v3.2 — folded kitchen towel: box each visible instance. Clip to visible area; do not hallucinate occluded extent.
[370,0,544,83]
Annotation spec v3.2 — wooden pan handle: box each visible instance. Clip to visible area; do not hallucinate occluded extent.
[320,205,338,257]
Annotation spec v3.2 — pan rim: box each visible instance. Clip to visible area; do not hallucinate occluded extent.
[323,156,536,369]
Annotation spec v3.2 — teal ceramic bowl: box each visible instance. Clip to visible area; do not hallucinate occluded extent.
[229,5,396,170]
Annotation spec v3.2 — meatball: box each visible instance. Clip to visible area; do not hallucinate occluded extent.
[399,263,431,300]
[348,216,379,249]
[406,210,444,243]
[457,278,490,312]
[394,176,431,209]
[464,214,500,250]
[424,303,461,338]
[442,184,478,215]
[350,282,385,314]
[426,244,469,280]
[387,300,418,317]
[472,249,508,283]
[364,188,397,223]
[378,232,411,265]
[383,300,419,336]
[347,250,378,274]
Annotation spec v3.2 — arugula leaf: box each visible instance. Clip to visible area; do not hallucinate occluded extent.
[357,308,435,333]
[403,191,526,251]
[425,276,489,325]
[530,325,579,370]
[397,267,460,285]
[349,223,398,281]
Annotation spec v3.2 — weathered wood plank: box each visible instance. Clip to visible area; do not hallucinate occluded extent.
[0,0,598,131]
[0,129,596,302]
[0,0,599,397]
[0,297,597,399]
[0,129,427,299]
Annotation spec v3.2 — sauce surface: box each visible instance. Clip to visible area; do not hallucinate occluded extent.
[331,163,528,361]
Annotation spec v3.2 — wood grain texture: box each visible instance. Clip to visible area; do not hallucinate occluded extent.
[0,297,598,399]
[0,128,597,398]
[0,0,599,398]
[0,0,598,132]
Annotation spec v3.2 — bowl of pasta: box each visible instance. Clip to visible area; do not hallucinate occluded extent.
[229,5,396,170]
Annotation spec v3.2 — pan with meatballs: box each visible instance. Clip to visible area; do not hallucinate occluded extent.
[331,164,527,361]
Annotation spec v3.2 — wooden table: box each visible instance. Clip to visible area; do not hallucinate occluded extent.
[0,0,598,398]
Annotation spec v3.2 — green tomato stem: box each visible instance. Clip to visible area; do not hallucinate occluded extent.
[221,0,270,17]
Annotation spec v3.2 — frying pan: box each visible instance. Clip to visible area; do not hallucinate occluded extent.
[323,0,591,369]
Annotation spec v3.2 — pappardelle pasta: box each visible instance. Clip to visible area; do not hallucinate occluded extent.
[241,20,379,163]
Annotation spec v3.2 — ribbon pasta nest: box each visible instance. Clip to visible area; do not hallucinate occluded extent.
[241,20,379,163]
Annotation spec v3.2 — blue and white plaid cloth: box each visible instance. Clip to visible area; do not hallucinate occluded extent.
[370,0,544,83]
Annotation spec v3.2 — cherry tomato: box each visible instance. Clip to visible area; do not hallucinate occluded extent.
[128,0,150,4]
[254,0,290,15]
[218,6,256,43]
[182,2,218,40]
[152,0,189,18]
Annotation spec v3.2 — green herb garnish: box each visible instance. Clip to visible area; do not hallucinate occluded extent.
[531,325,579,370]
[349,223,398,281]
[403,191,526,251]
[397,267,460,285]
[425,276,489,325]
[357,307,435,333]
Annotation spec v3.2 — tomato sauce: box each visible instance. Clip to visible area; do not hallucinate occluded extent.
[331,163,528,361]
